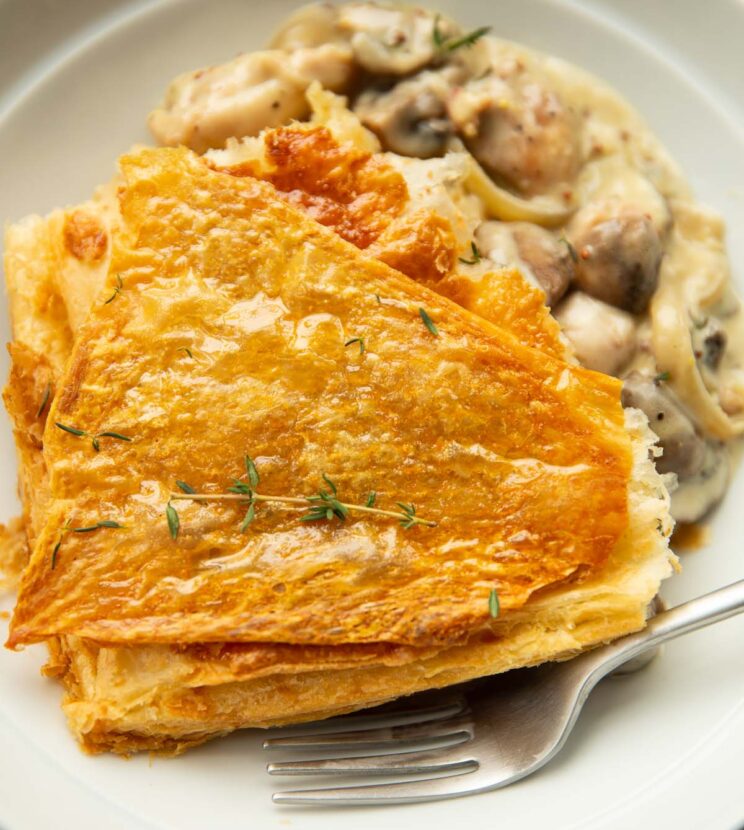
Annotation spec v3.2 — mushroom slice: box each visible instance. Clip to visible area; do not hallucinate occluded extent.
[354,70,456,158]
[620,372,706,479]
[569,205,662,313]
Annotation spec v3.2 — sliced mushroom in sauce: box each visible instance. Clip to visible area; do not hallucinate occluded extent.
[354,70,457,158]
[568,207,663,314]
[621,372,707,479]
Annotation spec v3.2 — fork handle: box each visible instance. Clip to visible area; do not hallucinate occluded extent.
[587,579,744,682]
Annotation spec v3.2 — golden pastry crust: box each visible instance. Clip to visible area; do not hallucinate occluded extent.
[2,102,675,756]
[3,217,74,376]
[10,147,631,649]
[221,125,409,250]
[211,117,566,357]
[0,518,29,592]
[2,344,54,544]
[440,267,568,360]
[51,409,673,755]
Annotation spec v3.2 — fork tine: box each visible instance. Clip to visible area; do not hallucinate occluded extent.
[272,767,482,805]
[267,748,479,776]
[263,716,473,751]
[263,699,466,738]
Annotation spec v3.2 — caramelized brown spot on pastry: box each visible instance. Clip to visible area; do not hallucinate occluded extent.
[63,210,108,263]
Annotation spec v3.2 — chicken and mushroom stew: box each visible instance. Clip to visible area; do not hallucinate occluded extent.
[148,2,744,523]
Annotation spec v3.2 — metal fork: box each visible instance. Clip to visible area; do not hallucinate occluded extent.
[264,580,744,805]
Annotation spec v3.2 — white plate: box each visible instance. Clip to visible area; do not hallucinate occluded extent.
[1,1,743,828]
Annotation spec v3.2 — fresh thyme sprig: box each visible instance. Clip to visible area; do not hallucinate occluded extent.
[167,458,437,536]
[433,15,491,52]
[55,422,132,452]
[36,383,52,419]
[301,474,351,523]
[458,241,482,265]
[419,307,439,337]
[50,519,124,569]
[103,274,124,305]
[345,337,366,355]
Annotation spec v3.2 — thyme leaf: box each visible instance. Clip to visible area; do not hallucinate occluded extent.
[345,337,366,355]
[301,476,348,522]
[559,234,579,264]
[51,539,62,570]
[176,480,196,494]
[241,502,256,531]
[444,26,491,52]
[489,588,500,618]
[433,15,490,52]
[654,371,671,384]
[419,307,439,337]
[166,502,180,540]
[366,491,377,508]
[55,422,86,437]
[396,502,420,530]
[177,347,194,358]
[72,521,124,533]
[228,479,253,495]
[55,422,132,450]
[37,383,52,419]
[458,241,482,265]
[245,455,260,489]
[103,274,124,305]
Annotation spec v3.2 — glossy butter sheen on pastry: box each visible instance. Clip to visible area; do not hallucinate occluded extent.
[9,146,632,649]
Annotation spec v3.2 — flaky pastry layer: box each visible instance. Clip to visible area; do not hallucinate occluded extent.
[2,110,674,754]
[10,147,633,649]
[50,411,673,754]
